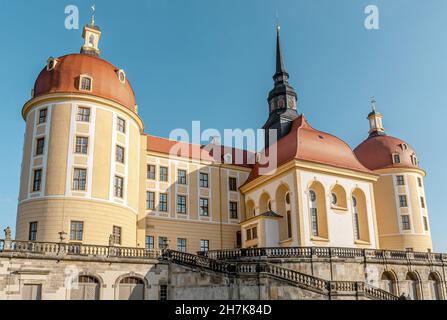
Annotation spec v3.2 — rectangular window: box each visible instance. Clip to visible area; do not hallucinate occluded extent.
[177,238,187,252]
[199,198,209,216]
[159,193,168,212]
[36,138,45,156]
[76,107,90,122]
[417,177,422,187]
[229,201,238,219]
[147,165,156,180]
[33,169,42,192]
[73,168,87,191]
[423,216,429,231]
[420,196,425,209]
[246,228,252,241]
[80,77,92,91]
[159,237,168,250]
[396,175,405,186]
[399,195,408,208]
[70,221,84,241]
[114,176,124,198]
[199,173,209,188]
[29,222,38,241]
[75,136,88,154]
[393,154,401,164]
[22,284,42,300]
[160,285,168,301]
[113,226,122,245]
[38,108,47,124]
[252,226,258,239]
[401,215,411,230]
[146,191,155,210]
[177,195,187,214]
[200,239,209,252]
[116,145,125,164]
[160,166,168,182]
[178,169,187,184]
[229,177,237,191]
[145,236,154,249]
[310,208,319,236]
[117,117,126,133]
[287,210,292,239]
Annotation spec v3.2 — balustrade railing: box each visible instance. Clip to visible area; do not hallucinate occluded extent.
[0,239,160,259]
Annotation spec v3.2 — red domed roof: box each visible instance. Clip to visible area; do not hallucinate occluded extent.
[245,115,372,184]
[354,135,419,171]
[33,54,137,112]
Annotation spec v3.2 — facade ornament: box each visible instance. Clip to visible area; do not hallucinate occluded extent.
[109,234,115,247]
[4,227,11,241]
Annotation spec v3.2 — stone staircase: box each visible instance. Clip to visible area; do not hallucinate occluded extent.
[163,250,398,300]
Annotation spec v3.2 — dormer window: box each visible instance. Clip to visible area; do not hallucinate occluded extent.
[392,154,401,164]
[117,69,126,84]
[79,75,93,92]
[402,143,408,150]
[46,57,58,71]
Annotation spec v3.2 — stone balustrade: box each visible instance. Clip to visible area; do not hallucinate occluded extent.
[0,239,161,260]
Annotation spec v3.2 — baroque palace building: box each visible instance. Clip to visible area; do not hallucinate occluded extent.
[0,19,445,301]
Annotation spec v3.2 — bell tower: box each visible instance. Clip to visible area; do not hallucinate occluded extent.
[81,5,101,56]
[262,26,299,148]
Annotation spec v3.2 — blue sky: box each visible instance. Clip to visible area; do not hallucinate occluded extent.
[0,0,446,251]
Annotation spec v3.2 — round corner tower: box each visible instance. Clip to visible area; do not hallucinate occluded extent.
[16,22,144,247]
[354,99,433,252]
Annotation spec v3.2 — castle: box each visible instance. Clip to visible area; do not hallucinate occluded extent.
[0,19,444,301]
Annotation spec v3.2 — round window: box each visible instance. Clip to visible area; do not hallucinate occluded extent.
[331,193,338,205]
[285,193,290,205]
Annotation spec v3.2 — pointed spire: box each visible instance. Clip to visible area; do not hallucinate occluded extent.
[274,25,289,83]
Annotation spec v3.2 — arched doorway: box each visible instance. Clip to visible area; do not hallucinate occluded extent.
[70,275,100,300]
[381,271,397,295]
[428,272,443,300]
[406,272,421,300]
[118,277,145,300]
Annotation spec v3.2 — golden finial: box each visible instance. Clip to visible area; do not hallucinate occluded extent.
[91,4,96,26]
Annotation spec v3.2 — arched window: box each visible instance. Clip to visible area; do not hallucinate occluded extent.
[309,190,318,236]
[118,277,145,300]
[381,271,397,295]
[352,196,360,240]
[276,185,293,241]
[406,272,421,300]
[70,275,100,300]
[428,272,443,300]
[330,184,347,209]
[259,193,272,214]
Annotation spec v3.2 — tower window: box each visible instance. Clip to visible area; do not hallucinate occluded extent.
[177,195,187,214]
[70,221,84,241]
[396,175,405,186]
[393,154,401,164]
[114,176,124,198]
[77,107,91,122]
[177,169,187,185]
[117,117,126,133]
[229,177,237,191]
[159,193,168,212]
[79,76,92,91]
[399,195,408,208]
[417,177,422,187]
[420,196,425,209]
[199,172,209,188]
[33,169,42,192]
[29,222,38,241]
[75,136,89,154]
[35,138,45,156]
[116,145,125,164]
[112,226,122,245]
[73,168,87,191]
[160,167,168,182]
[146,191,155,210]
[229,201,238,219]
[423,216,429,231]
[401,215,411,230]
[147,165,156,180]
[200,198,209,217]
[38,108,48,124]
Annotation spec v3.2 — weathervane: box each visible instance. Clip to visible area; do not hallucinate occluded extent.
[91,4,96,26]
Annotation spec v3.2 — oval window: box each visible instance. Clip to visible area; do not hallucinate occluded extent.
[331,193,338,205]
